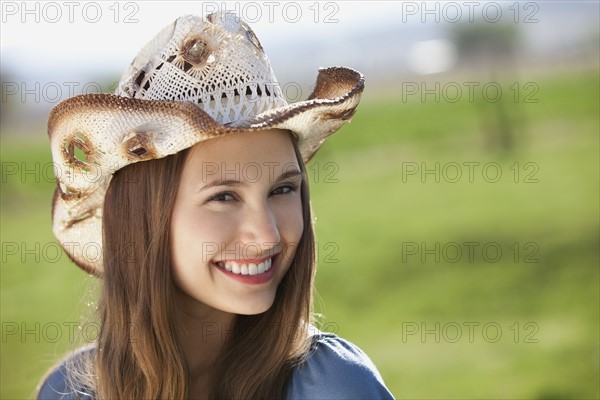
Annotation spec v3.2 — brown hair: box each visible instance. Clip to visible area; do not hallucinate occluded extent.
[94,132,315,399]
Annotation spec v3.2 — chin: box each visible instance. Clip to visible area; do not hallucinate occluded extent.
[231,295,276,315]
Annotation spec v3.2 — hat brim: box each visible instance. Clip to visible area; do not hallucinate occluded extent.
[49,66,364,275]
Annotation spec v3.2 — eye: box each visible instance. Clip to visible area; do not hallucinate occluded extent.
[207,192,237,203]
[271,183,297,196]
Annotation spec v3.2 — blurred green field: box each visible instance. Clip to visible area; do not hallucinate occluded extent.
[1,70,598,399]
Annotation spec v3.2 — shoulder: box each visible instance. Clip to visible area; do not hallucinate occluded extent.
[286,330,395,399]
[37,345,96,400]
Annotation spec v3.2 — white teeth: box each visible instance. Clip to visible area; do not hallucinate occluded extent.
[249,263,258,275]
[216,257,274,276]
[232,262,241,274]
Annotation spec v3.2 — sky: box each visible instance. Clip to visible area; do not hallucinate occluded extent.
[1,0,598,109]
[2,1,406,78]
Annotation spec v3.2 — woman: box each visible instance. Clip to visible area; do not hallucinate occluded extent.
[38,11,393,399]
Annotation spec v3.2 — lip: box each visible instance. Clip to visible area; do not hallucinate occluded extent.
[212,253,279,285]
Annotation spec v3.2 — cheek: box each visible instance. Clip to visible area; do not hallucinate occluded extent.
[170,204,235,265]
[275,197,304,249]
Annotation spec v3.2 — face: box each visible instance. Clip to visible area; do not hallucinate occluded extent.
[170,129,304,316]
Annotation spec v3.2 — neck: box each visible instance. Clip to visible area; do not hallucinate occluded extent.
[174,288,236,386]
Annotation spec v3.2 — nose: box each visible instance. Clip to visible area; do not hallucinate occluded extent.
[239,201,281,254]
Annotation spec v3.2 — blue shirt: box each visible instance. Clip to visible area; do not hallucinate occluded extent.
[38,332,394,399]
[285,332,394,399]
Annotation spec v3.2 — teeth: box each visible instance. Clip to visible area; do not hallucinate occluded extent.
[249,263,257,274]
[232,262,241,274]
[216,257,273,276]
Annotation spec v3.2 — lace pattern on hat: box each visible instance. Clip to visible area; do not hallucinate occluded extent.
[117,13,286,124]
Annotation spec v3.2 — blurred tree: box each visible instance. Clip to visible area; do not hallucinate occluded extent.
[452,22,519,62]
[450,21,521,153]
[1,70,14,130]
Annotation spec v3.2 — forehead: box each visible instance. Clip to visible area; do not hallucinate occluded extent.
[182,129,300,183]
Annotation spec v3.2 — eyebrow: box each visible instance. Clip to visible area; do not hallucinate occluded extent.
[198,169,303,192]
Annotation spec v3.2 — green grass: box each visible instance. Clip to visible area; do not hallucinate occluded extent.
[1,70,598,399]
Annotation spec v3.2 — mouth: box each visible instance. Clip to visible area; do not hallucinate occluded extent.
[212,254,278,284]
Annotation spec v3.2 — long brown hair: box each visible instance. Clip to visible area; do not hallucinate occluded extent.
[95,132,315,399]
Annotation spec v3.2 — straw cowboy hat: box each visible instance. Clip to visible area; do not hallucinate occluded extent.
[48,11,365,276]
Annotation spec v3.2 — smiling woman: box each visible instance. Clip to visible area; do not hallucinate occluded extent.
[37,10,393,400]
[170,130,304,317]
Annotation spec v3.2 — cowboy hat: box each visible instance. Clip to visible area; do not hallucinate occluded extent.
[48,11,365,275]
